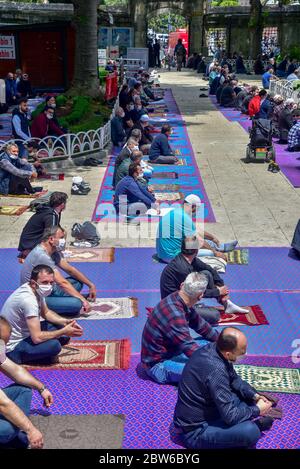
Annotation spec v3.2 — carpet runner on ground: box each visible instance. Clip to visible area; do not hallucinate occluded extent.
[210,96,300,188]
[92,89,215,223]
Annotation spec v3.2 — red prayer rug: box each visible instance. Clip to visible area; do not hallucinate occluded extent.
[146,305,269,326]
[25,339,131,370]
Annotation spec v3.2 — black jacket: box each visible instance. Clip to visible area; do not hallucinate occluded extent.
[18,205,61,251]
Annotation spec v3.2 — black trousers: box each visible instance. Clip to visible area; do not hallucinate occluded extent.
[8,175,33,195]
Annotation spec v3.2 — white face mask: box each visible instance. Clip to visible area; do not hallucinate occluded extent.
[56,238,66,251]
[137,105,142,111]
[36,283,53,298]
[133,145,139,151]
[46,113,54,120]
[49,103,56,109]
[9,153,18,160]
[129,104,134,111]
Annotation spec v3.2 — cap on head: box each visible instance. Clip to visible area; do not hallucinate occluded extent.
[140,114,150,122]
[184,194,201,206]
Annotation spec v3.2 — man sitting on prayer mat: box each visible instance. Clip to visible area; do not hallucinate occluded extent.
[141,272,219,384]
[20,226,96,317]
[160,235,249,323]
[148,124,179,165]
[156,194,237,263]
[0,265,83,365]
[0,319,54,448]
[18,191,68,261]
[173,327,274,449]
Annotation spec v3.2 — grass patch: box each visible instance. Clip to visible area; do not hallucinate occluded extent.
[30,93,112,133]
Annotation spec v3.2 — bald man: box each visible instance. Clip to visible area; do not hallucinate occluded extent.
[173,327,274,449]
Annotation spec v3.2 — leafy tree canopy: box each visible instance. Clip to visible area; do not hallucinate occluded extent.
[148,13,186,35]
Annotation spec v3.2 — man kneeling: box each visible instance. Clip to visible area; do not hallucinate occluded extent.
[141,272,219,384]
[0,265,83,365]
[173,327,274,449]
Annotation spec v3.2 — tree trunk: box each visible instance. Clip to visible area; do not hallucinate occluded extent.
[70,0,100,97]
[248,0,263,60]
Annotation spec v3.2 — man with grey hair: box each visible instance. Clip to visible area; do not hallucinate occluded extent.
[278,98,297,143]
[141,272,219,384]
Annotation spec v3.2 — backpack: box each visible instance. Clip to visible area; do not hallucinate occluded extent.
[71,221,100,247]
[29,192,53,211]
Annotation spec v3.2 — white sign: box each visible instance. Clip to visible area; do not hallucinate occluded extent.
[98,49,107,67]
[0,35,15,60]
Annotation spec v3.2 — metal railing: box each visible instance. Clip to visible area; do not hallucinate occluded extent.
[269,79,300,103]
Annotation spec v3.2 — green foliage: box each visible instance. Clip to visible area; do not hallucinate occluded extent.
[101,0,128,5]
[148,13,186,35]
[288,45,300,61]
[98,67,109,86]
[58,96,91,128]
[211,0,239,6]
[55,95,68,107]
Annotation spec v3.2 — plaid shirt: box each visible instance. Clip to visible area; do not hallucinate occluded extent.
[288,122,300,149]
[141,291,219,368]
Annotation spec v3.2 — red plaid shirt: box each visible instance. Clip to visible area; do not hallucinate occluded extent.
[141,292,219,368]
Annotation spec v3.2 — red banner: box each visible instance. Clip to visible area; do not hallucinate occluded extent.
[105,71,118,101]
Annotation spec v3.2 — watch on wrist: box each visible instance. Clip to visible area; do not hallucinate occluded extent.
[38,386,47,395]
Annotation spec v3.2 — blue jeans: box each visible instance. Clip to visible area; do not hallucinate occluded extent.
[46,277,83,317]
[179,395,261,449]
[6,321,62,365]
[0,384,32,447]
[146,338,209,384]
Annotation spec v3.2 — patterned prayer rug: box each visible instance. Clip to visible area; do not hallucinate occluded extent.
[0,205,29,216]
[153,172,178,179]
[5,190,48,199]
[25,339,131,371]
[218,305,269,326]
[63,247,115,263]
[149,184,180,192]
[154,191,184,202]
[151,158,186,166]
[234,365,300,394]
[226,249,249,265]
[146,304,268,326]
[79,297,138,320]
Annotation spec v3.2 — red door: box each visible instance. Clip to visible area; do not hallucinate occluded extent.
[19,30,64,87]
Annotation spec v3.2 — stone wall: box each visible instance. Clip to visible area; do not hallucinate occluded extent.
[0,2,74,24]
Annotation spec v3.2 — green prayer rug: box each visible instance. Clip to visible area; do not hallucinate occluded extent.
[234,365,300,394]
[227,249,249,265]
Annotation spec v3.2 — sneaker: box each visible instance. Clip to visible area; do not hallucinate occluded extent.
[71,184,89,195]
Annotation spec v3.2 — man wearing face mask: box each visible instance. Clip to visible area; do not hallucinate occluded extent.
[31,106,65,140]
[111,107,127,147]
[174,327,274,449]
[20,226,96,317]
[0,265,83,366]
[0,143,37,196]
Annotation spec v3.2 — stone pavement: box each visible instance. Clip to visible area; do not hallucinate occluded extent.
[1,69,299,249]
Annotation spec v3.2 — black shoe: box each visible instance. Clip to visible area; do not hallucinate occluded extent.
[255,416,274,432]
[32,186,43,193]
[71,184,89,195]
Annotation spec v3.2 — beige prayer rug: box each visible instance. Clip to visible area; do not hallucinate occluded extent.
[79,297,139,320]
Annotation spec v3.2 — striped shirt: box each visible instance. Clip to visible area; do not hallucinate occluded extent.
[141,291,218,368]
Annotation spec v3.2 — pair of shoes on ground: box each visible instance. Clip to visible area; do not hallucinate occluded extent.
[71,176,91,195]
[268,162,280,173]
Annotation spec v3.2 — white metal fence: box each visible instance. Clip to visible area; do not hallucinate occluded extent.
[0,90,120,162]
[269,79,300,103]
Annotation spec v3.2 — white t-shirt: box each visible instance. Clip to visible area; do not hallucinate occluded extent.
[0,283,45,352]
